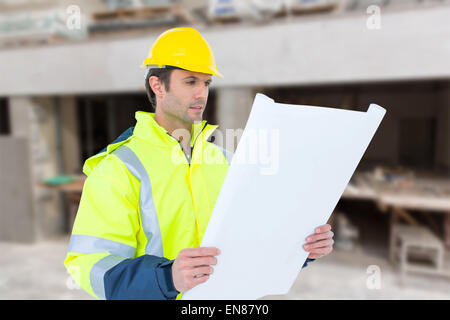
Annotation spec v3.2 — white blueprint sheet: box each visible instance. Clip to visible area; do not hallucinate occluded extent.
[182,93,386,300]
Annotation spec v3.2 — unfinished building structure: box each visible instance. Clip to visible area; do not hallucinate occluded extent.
[0,0,449,277]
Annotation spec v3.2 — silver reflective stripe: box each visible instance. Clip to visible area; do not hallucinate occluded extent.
[68,234,135,258]
[217,145,233,165]
[90,254,127,300]
[113,146,163,257]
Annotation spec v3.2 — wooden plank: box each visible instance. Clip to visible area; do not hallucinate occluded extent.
[273,1,338,17]
[341,183,377,200]
[92,5,188,22]
[378,194,450,212]
[38,178,85,193]
[395,225,442,246]
[208,13,242,24]
[392,207,420,227]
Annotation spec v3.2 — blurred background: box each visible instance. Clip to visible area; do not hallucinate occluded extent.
[0,0,449,300]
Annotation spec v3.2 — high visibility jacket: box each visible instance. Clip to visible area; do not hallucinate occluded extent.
[64,111,314,300]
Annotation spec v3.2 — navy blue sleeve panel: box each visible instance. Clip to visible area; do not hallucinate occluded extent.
[98,126,135,154]
[302,258,315,269]
[104,254,179,300]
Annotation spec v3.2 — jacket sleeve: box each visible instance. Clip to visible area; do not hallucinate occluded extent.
[64,154,178,300]
[104,256,179,300]
[98,126,134,154]
[302,258,315,269]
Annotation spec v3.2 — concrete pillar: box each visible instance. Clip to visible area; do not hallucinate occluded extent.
[436,81,450,174]
[60,96,81,174]
[6,97,35,242]
[215,87,258,151]
[9,96,65,241]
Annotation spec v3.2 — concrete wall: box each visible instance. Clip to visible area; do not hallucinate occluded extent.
[356,82,439,167]
[0,0,105,13]
[0,137,34,242]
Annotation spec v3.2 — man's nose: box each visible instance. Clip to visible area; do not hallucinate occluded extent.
[194,83,208,100]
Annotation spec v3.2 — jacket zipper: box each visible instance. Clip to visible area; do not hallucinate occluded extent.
[189,122,207,246]
[166,122,207,245]
[166,121,208,166]
[189,121,208,166]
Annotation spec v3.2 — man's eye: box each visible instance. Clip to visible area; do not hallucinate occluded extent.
[186,81,195,85]
[205,82,211,87]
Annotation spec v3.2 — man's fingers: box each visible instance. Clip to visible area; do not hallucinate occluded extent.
[314,224,332,233]
[303,239,334,250]
[303,225,334,260]
[192,274,210,286]
[174,247,221,293]
[192,266,214,277]
[184,256,218,268]
[180,247,221,258]
[305,231,334,243]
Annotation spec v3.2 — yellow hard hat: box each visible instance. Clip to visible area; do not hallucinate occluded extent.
[141,27,223,78]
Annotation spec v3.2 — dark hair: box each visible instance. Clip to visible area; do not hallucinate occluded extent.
[145,66,183,110]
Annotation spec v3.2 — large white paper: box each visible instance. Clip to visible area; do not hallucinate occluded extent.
[182,93,386,300]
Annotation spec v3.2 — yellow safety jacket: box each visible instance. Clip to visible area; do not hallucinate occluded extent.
[64,111,231,300]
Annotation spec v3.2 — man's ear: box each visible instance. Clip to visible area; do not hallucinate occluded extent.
[149,76,165,98]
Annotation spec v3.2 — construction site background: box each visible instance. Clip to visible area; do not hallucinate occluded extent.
[0,0,449,299]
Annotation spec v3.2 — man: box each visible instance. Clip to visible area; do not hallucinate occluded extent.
[64,28,334,300]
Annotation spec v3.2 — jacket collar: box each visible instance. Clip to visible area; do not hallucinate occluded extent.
[133,111,218,148]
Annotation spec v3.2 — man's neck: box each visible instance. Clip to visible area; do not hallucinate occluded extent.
[154,110,193,158]
[154,111,191,134]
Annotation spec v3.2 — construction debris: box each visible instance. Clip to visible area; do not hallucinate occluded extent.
[0,8,87,48]
[391,224,447,279]
[89,5,193,34]
[208,0,339,24]
[351,166,450,199]
[343,166,450,255]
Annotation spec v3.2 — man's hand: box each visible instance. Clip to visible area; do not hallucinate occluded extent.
[303,224,334,259]
[172,247,220,293]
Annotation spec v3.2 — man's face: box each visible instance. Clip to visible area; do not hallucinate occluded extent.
[158,69,212,125]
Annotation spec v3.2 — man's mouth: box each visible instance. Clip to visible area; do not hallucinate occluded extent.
[189,105,203,110]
